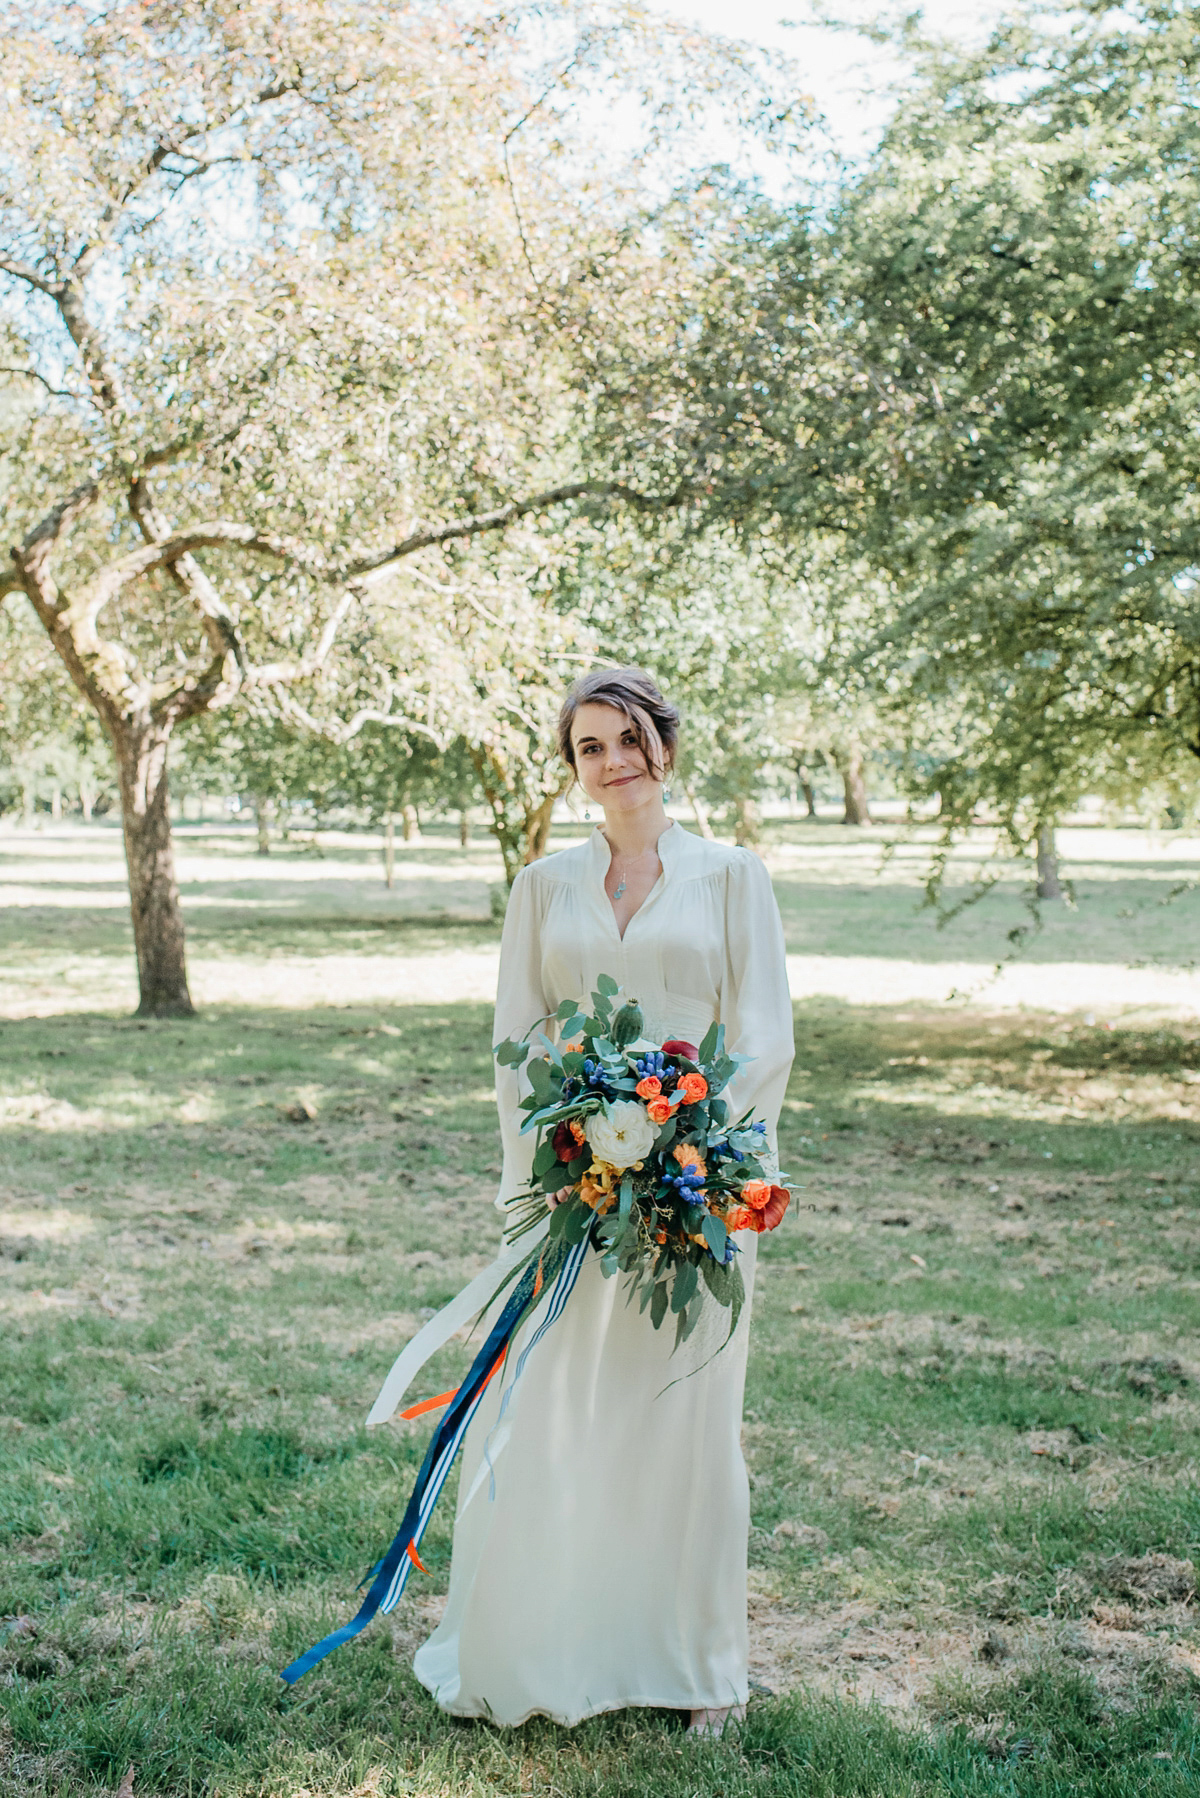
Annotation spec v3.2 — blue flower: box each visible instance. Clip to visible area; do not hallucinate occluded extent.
[722,1235,739,1265]
[583,1058,615,1096]
[634,1051,667,1081]
[667,1168,706,1197]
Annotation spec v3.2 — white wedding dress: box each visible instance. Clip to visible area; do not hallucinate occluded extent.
[412,823,794,1725]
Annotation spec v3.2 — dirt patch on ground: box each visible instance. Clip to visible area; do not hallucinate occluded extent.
[745,1581,1198,1711]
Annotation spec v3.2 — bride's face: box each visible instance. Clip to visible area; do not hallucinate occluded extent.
[570,703,660,814]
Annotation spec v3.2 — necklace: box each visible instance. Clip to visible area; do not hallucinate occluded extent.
[609,845,654,903]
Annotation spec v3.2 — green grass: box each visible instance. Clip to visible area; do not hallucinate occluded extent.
[1,821,1198,1795]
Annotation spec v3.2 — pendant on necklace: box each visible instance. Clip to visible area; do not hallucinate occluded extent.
[614,875,626,900]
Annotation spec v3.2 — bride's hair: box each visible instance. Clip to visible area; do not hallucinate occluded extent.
[557,667,679,782]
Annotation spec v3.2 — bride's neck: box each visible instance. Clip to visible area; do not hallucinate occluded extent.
[599,798,671,859]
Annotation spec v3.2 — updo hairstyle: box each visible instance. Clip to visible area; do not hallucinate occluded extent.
[556,667,679,785]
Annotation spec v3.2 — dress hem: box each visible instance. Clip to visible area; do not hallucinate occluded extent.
[415,1676,750,1729]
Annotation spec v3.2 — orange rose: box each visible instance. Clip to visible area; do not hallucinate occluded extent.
[732,1182,790,1233]
[635,1076,662,1099]
[646,1097,672,1124]
[678,1072,708,1104]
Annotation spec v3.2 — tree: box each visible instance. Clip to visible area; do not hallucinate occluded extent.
[763,1,1200,872]
[2,1,789,1010]
[592,3,1200,882]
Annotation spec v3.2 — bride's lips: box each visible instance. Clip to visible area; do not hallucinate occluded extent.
[604,774,641,787]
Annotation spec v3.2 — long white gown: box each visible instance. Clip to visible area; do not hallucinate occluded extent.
[412,822,794,1725]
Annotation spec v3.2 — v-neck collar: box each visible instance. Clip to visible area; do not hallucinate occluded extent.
[588,821,682,938]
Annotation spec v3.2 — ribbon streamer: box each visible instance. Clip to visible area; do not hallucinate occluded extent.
[365,1217,550,1427]
[280,1231,590,1685]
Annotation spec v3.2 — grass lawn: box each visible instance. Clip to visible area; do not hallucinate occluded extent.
[1,819,1198,1795]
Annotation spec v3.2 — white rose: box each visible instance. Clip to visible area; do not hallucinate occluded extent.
[584,1100,657,1171]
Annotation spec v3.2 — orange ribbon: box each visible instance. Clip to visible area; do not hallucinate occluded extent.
[397,1341,512,1425]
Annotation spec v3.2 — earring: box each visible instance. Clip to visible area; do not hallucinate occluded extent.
[584,807,591,821]
[662,786,672,803]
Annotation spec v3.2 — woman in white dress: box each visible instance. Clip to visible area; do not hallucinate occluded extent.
[413,668,794,1732]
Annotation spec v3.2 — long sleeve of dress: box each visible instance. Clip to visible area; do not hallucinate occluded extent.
[720,850,795,1146]
[492,866,551,1211]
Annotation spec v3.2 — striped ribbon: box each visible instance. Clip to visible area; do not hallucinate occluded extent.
[280,1230,591,1685]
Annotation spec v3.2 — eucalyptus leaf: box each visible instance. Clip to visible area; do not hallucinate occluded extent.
[532,1138,560,1177]
[671,1260,699,1314]
[701,1214,728,1262]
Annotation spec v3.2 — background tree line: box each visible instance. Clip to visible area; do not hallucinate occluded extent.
[3,0,1197,1014]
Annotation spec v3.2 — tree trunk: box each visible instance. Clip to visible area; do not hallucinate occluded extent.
[459,809,470,847]
[402,802,421,843]
[835,742,871,826]
[113,722,195,1017]
[682,781,715,840]
[734,795,761,847]
[525,793,556,864]
[1036,823,1063,900]
[383,814,395,889]
[254,794,272,855]
[800,777,817,819]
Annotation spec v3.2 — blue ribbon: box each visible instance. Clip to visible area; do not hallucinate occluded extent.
[280,1234,587,1685]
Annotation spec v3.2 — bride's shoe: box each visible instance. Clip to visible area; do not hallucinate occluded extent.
[686,1703,746,1736]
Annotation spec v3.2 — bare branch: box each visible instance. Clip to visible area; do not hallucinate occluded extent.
[0,253,59,297]
[240,591,355,690]
[272,687,442,748]
[61,521,287,663]
[0,364,80,401]
[502,50,583,293]
[18,481,101,600]
[340,478,667,580]
[0,253,123,411]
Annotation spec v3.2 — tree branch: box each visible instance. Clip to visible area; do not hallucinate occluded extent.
[0,365,80,401]
[63,520,289,663]
[0,253,123,411]
[0,253,59,297]
[340,478,671,580]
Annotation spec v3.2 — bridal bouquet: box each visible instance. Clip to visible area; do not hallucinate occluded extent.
[495,974,790,1349]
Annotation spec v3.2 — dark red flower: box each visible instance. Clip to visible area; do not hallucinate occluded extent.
[553,1120,584,1163]
[662,1038,699,1062]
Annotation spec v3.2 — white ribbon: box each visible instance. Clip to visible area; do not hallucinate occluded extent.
[365,1216,551,1427]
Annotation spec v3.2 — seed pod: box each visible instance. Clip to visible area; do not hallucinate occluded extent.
[610,999,644,1047]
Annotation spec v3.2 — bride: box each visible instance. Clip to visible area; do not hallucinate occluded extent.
[413,666,794,1732]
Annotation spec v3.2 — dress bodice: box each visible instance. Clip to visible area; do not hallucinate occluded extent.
[492,824,794,1209]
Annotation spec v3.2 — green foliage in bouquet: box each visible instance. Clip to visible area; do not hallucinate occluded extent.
[495,978,790,1352]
